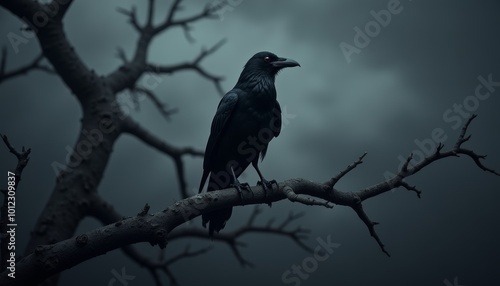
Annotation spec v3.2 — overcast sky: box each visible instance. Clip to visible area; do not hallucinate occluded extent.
[1,1,500,285]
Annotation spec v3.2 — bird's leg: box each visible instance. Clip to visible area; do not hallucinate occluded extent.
[230,166,253,203]
[252,161,276,207]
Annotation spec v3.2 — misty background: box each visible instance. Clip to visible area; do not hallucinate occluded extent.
[1,0,499,285]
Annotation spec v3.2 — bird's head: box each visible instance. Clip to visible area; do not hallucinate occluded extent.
[242,51,300,76]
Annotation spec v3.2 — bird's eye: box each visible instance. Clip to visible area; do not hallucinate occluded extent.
[264,56,270,62]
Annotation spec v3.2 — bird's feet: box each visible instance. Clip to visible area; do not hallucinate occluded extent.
[257,178,277,207]
[231,179,253,203]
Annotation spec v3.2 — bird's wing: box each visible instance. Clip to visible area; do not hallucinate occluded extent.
[206,92,240,166]
[272,100,282,137]
[260,100,282,161]
[199,92,239,192]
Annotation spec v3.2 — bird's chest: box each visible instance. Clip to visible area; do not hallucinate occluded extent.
[236,100,274,132]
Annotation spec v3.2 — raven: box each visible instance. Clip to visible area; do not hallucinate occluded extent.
[198,51,300,237]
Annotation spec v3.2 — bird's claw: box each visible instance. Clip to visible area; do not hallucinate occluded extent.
[257,179,277,207]
[231,181,253,203]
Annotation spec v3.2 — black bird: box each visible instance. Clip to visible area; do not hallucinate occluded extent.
[198,51,300,237]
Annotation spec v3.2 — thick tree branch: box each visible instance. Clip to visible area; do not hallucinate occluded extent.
[87,196,309,284]
[1,0,103,103]
[1,115,497,285]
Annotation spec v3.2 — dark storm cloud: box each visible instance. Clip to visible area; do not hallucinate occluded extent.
[1,1,499,285]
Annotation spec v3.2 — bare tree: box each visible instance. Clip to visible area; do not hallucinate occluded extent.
[0,1,498,286]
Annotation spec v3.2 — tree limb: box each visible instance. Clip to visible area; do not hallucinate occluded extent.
[146,39,226,95]
[0,135,31,272]
[0,50,55,84]
[2,115,497,285]
[122,117,203,198]
[87,196,310,284]
[107,0,226,94]
[129,86,179,121]
[168,206,312,267]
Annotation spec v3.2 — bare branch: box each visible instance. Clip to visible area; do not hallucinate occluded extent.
[1,115,497,285]
[146,0,155,27]
[116,47,128,64]
[324,152,367,189]
[0,134,31,272]
[351,202,390,257]
[123,118,204,158]
[165,244,212,265]
[0,51,55,84]
[180,23,195,43]
[0,134,31,185]
[87,194,305,284]
[283,186,333,208]
[164,0,183,29]
[146,39,227,95]
[116,6,142,32]
[122,117,202,198]
[130,86,179,121]
[153,0,221,35]
[107,1,227,94]
[400,181,422,198]
[125,243,212,286]
[137,203,151,216]
[173,155,190,199]
[246,206,262,226]
[168,208,312,267]
[88,195,198,286]
[401,152,413,173]
[457,148,500,176]
[455,114,477,149]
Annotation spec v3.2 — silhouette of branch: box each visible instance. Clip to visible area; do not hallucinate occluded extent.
[87,196,211,286]
[0,49,54,84]
[168,206,312,267]
[1,115,497,285]
[87,197,309,285]
[122,117,203,199]
[146,39,226,95]
[116,6,141,32]
[129,86,179,121]
[108,0,226,94]
[325,152,367,189]
[0,135,31,271]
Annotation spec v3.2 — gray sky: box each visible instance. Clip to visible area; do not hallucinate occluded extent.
[1,0,499,285]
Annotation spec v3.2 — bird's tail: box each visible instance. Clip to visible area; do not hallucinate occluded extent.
[202,174,232,238]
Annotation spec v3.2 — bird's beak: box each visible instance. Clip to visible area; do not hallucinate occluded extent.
[272,57,300,68]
